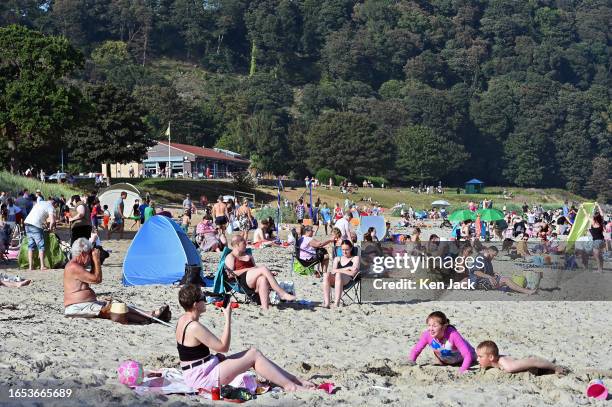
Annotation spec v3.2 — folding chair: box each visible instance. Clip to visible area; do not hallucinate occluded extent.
[340,272,362,305]
[339,245,362,305]
[290,228,320,276]
[212,247,260,304]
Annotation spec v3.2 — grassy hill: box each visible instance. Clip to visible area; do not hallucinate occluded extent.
[0,172,80,198]
[1,171,589,214]
[263,184,588,213]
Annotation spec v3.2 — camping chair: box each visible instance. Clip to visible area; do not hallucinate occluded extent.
[212,247,260,305]
[290,228,320,277]
[340,271,362,305]
[339,245,362,305]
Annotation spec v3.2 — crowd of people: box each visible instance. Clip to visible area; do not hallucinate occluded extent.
[2,183,610,399]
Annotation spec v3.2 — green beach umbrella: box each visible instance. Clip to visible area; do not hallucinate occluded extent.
[477,208,505,222]
[448,210,476,222]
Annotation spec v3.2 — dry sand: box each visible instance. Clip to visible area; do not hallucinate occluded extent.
[1,220,611,406]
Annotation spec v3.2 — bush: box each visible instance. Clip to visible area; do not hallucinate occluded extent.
[334,174,346,185]
[254,205,297,223]
[357,177,389,187]
[232,171,256,190]
[315,168,335,184]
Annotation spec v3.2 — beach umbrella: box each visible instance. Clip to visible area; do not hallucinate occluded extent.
[477,208,505,222]
[431,200,450,207]
[448,210,476,222]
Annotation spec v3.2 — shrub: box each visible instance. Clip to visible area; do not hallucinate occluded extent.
[357,177,389,187]
[315,168,335,184]
[232,171,256,190]
[254,205,297,223]
[334,174,346,185]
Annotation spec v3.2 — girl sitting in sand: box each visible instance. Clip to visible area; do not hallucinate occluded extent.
[175,284,314,392]
[406,311,476,373]
[476,340,567,374]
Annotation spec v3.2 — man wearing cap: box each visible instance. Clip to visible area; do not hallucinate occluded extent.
[24,197,57,270]
[64,238,171,323]
[297,225,334,275]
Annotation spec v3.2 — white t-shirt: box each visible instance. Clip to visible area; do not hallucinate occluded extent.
[527,213,535,224]
[24,201,55,228]
[334,217,353,240]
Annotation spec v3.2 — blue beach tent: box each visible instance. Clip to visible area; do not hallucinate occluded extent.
[123,215,201,286]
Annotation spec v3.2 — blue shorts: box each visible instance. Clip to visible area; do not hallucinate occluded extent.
[25,225,45,251]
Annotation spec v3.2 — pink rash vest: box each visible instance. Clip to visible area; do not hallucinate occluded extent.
[409,326,475,373]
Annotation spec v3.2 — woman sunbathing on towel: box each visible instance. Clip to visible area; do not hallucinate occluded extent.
[225,235,295,310]
[176,284,315,391]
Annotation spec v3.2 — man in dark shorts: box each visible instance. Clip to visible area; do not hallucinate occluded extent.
[182,194,193,219]
[213,195,229,229]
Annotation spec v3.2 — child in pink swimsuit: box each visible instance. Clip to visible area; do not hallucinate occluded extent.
[407,311,475,373]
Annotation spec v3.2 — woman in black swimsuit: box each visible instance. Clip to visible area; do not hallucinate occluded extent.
[590,205,605,273]
[175,284,315,392]
[322,240,359,308]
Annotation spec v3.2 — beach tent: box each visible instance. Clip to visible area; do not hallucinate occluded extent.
[98,183,142,218]
[122,215,201,286]
[357,216,386,243]
[464,179,485,194]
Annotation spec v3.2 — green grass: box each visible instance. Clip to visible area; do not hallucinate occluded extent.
[0,171,81,198]
[260,184,589,213]
[76,177,275,205]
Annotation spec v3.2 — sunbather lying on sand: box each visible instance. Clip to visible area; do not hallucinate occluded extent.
[63,238,170,324]
[476,340,568,374]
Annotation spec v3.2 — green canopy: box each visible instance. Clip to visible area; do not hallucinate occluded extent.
[477,208,505,222]
[448,210,476,222]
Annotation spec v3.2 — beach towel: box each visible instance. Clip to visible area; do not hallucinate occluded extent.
[132,368,197,396]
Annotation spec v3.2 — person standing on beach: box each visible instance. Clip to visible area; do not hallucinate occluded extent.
[213,196,229,234]
[109,191,126,240]
[183,194,193,220]
[24,198,58,270]
[69,195,92,245]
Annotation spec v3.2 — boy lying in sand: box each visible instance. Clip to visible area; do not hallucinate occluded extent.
[476,340,568,374]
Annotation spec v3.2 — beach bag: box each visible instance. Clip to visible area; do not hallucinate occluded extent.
[269,281,295,304]
[180,264,204,286]
[525,270,542,289]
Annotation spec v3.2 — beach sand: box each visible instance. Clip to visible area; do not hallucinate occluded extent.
[1,221,611,406]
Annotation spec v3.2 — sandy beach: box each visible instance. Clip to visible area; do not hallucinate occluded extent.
[1,221,611,406]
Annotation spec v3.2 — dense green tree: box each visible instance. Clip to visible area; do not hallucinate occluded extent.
[65,84,153,170]
[0,25,84,172]
[394,124,469,184]
[306,112,391,178]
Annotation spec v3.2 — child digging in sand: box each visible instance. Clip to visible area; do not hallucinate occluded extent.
[476,340,568,374]
[406,311,476,373]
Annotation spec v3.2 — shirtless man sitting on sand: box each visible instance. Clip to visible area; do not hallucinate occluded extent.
[63,238,171,323]
[212,195,230,233]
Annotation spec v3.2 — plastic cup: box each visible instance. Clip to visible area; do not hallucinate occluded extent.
[586,379,608,400]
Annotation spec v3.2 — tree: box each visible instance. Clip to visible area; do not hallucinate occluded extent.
[65,84,153,170]
[306,112,391,178]
[249,111,290,175]
[585,157,611,203]
[0,25,84,172]
[394,125,469,184]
